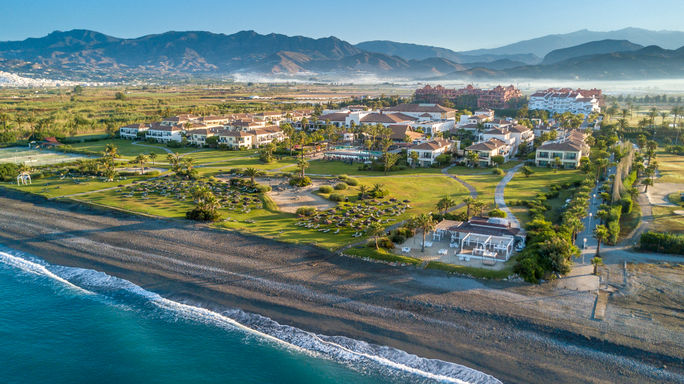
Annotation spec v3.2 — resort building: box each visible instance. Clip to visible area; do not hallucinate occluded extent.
[145,123,183,143]
[389,124,425,143]
[432,217,522,264]
[383,103,456,120]
[188,128,221,147]
[119,123,150,139]
[251,125,286,146]
[529,88,602,114]
[466,138,510,167]
[407,138,455,167]
[217,130,255,149]
[414,84,523,109]
[535,130,589,168]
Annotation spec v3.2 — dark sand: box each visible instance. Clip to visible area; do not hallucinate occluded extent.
[0,190,682,384]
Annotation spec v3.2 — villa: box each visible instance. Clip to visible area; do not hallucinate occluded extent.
[217,129,255,149]
[431,217,522,264]
[407,138,455,167]
[529,88,602,114]
[535,130,589,168]
[119,123,150,139]
[146,123,183,143]
[466,138,510,166]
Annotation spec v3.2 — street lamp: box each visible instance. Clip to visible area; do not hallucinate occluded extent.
[588,212,593,230]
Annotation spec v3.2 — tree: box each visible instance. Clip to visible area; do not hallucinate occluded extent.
[100,158,117,182]
[563,216,584,244]
[244,167,259,184]
[409,151,419,168]
[367,222,385,250]
[133,154,148,175]
[358,185,369,200]
[412,213,436,252]
[297,158,309,178]
[463,197,475,220]
[382,152,399,175]
[115,92,126,100]
[103,143,119,159]
[466,151,479,167]
[553,156,562,172]
[593,225,609,258]
[472,200,487,217]
[641,177,653,192]
[521,165,534,178]
[167,152,182,172]
[591,256,604,276]
[491,155,505,168]
[149,152,157,166]
[436,195,456,215]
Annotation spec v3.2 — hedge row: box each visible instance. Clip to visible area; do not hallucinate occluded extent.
[639,232,684,255]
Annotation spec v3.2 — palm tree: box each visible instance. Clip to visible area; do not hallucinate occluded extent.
[413,213,436,252]
[297,158,309,178]
[244,167,259,184]
[134,154,148,175]
[436,195,456,215]
[463,197,475,220]
[103,143,119,159]
[466,151,479,167]
[409,151,419,168]
[382,152,399,175]
[149,152,157,166]
[167,152,181,171]
[472,200,487,217]
[591,256,604,276]
[553,156,562,173]
[641,177,653,192]
[593,224,609,258]
[521,165,533,178]
[367,222,385,250]
[563,216,584,244]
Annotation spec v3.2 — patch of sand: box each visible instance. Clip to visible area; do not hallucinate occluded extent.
[646,182,683,206]
[256,177,337,213]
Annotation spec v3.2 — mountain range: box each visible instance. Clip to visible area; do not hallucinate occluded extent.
[1,28,683,82]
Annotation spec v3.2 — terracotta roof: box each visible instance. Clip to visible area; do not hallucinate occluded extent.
[467,138,507,151]
[537,141,583,152]
[410,138,452,151]
[384,103,455,113]
[389,124,423,141]
[509,124,531,133]
[360,113,413,124]
[122,123,149,129]
[319,112,349,122]
[149,122,182,131]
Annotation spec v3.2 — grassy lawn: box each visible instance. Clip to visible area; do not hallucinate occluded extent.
[305,159,444,176]
[343,246,422,266]
[656,150,684,183]
[619,206,642,240]
[68,139,188,158]
[2,174,152,198]
[505,167,584,226]
[449,167,503,206]
[652,192,684,234]
[425,260,514,279]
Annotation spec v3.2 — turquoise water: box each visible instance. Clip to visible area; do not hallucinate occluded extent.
[0,247,499,384]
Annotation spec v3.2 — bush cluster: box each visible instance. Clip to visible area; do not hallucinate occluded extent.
[639,232,684,255]
[318,185,333,193]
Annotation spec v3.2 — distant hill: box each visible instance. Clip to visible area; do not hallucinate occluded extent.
[2,28,684,82]
[355,40,540,66]
[542,39,644,64]
[460,27,684,57]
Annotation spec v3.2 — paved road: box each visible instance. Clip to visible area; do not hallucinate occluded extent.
[494,163,523,229]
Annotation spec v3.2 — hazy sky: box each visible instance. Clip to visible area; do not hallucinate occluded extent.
[4,0,684,50]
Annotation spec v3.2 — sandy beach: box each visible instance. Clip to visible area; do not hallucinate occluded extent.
[0,190,682,384]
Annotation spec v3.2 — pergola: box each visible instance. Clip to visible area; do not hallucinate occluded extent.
[457,232,514,260]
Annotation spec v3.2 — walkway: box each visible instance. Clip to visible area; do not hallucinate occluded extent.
[494,163,523,229]
[131,141,173,154]
[441,165,477,200]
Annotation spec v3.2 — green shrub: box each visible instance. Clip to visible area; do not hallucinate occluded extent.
[367,237,394,249]
[488,208,506,218]
[318,185,333,193]
[186,207,221,221]
[334,182,348,190]
[338,174,348,180]
[619,197,633,215]
[492,168,505,175]
[289,176,311,187]
[639,231,684,255]
[0,163,19,181]
[329,193,344,202]
[345,177,359,186]
[295,206,316,216]
[254,183,272,193]
[146,170,161,177]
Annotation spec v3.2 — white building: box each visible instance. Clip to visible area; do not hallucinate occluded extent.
[119,123,150,139]
[529,90,600,114]
[407,138,455,167]
[145,123,183,143]
[535,130,589,168]
[466,138,510,167]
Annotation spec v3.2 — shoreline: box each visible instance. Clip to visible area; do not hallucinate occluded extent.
[1,189,682,383]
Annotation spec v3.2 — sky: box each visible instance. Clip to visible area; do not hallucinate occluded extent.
[4,0,684,51]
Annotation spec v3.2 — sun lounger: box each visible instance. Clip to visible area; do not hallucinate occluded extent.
[401,247,411,253]
[438,249,448,255]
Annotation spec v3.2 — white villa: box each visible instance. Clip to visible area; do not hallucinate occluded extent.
[119,123,150,139]
[535,130,589,168]
[529,89,601,114]
[407,138,455,167]
[145,123,183,143]
[466,138,510,167]
[431,217,522,264]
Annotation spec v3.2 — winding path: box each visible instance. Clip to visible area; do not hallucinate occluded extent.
[494,163,523,229]
[131,141,173,154]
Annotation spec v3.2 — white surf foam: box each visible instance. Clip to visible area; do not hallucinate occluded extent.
[0,248,500,384]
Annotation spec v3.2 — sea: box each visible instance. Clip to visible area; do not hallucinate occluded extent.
[0,246,500,384]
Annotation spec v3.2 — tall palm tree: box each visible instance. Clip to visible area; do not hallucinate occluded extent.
[367,222,385,250]
[103,143,119,159]
[463,197,476,220]
[413,213,436,252]
[593,224,609,258]
[167,152,181,171]
[436,196,456,215]
[297,158,309,178]
[134,154,148,175]
[563,216,584,244]
[149,152,157,166]
[244,167,259,184]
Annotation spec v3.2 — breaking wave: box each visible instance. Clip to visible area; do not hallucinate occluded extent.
[0,247,500,384]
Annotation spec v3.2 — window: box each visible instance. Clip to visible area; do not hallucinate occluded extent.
[538,151,549,158]
[565,152,576,160]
